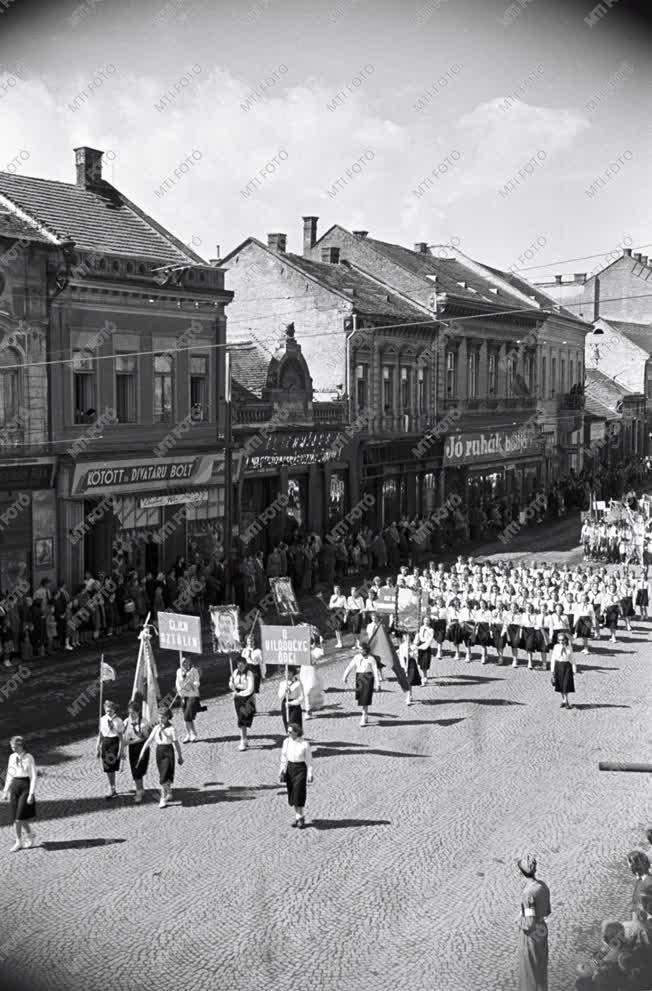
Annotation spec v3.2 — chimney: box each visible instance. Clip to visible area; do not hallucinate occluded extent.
[302,216,318,256]
[633,252,642,262]
[623,247,632,257]
[414,242,428,254]
[554,275,563,284]
[74,146,104,188]
[267,233,287,253]
[209,244,221,265]
[642,255,649,266]
[574,273,586,283]
[321,246,340,264]
[353,230,369,238]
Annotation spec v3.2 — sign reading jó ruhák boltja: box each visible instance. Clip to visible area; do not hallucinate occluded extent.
[443,427,540,466]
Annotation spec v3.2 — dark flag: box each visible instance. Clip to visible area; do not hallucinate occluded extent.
[367,622,409,692]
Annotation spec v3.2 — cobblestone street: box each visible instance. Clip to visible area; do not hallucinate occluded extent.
[1,529,649,991]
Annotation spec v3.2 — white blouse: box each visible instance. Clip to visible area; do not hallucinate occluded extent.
[280,736,313,771]
[152,724,178,745]
[5,751,36,783]
[100,714,124,738]
[175,666,200,697]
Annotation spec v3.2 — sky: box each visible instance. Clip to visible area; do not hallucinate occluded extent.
[1,0,651,277]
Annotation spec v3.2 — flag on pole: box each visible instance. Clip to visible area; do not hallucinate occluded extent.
[101,660,116,682]
[367,622,409,692]
[132,627,161,723]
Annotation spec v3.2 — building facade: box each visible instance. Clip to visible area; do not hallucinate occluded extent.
[0,147,232,589]
[535,247,652,324]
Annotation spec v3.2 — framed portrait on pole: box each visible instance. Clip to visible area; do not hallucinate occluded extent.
[269,576,299,616]
[210,605,241,653]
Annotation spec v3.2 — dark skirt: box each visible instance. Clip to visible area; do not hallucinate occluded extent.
[417,647,431,673]
[518,922,548,991]
[575,617,593,638]
[282,701,303,732]
[234,694,256,728]
[182,696,200,721]
[432,619,447,644]
[285,760,307,808]
[331,610,346,632]
[355,671,374,707]
[475,622,491,647]
[348,611,362,635]
[604,605,620,630]
[635,588,648,607]
[620,596,634,618]
[407,656,422,687]
[9,777,35,821]
[553,660,575,694]
[250,667,262,694]
[100,736,121,774]
[549,628,569,647]
[491,624,507,649]
[521,626,536,653]
[461,621,476,646]
[507,624,521,650]
[156,743,175,784]
[446,621,464,646]
[128,741,149,778]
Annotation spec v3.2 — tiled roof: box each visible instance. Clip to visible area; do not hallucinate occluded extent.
[483,265,584,322]
[603,319,652,356]
[283,252,434,321]
[0,202,50,243]
[230,343,272,397]
[361,237,504,305]
[0,172,200,264]
[585,367,631,418]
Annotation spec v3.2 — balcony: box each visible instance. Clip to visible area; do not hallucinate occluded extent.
[232,400,348,428]
[441,393,537,414]
[232,403,273,425]
[313,401,347,426]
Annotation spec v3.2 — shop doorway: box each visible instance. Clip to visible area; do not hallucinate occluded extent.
[83,498,115,578]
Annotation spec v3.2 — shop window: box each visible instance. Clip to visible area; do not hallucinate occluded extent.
[154,353,174,422]
[422,472,436,515]
[355,364,368,412]
[400,366,410,411]
[445,351,456,397]
[115,354,137,423]
[0,348,21,430]
[467,350,477,399]
[287,478,304,528]
[328,472,346,528]
[73,348,97,424]
[506,356,516,396]
[488,353,497,395]
[381,477,398,525]
[190,355,208,421]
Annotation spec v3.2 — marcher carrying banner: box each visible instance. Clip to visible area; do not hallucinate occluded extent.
[132,615,161,722]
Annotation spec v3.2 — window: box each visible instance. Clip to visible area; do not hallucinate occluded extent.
[445,350,456,397]
[417,367,428,412]
[488,353,497,395]
[115,354,137,423]
[154,353,174,422]
[506,356,515,396]
[355,363,368,412]
[541,356,547,398]
[382,365,394,413]
[467,350,477,398]
[551,357,557,397]
[0,349,21,430]
[400,366,410,411]
[524,354,533,393]
[190,355,208,421]
[73,348,96,424]
[561,359,566,394]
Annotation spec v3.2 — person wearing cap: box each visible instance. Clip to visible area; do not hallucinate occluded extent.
[175,655,201,743]
[516,853,551,991]
[122,702,151,804]
[279,722,313,829]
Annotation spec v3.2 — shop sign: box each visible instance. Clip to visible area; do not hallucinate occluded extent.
[443,428,542,466]
[139,491,209,509]
[246,430,342,470]
[158,612,202,654]
[72,455,216,495]
[0,461,55,490]
[260,623,311,666]
[590,421,605,442]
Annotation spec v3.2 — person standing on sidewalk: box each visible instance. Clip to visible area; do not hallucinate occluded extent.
[138,706,183,809]
[2,736,37,852]
[122,702,151,804]
[175,655,201,743]
[550,632,576,710]
[96,700,124,799]
[516,853,551,991]
[342,642,380,727]
[279,722,313,829]
[229,657,256,751]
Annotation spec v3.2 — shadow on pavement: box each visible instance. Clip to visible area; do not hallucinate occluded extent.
[307,818,392,830]
[582,665,620,672]
[176,786,258,807]
[432,675,506,687]
[39,838,127,850]
[312,742,427,759]
[420,697,526,707]
[375,717,465,729]
[571,703,632,710]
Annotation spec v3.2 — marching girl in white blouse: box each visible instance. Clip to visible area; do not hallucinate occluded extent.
[635,567,649,620]
[502,604,523,668]
[473,600,492,665]
[430,601,447,662]
[138,706,183,809]
[490,602,507,665]
[279,722,313,829]
[445,599,464,662]
[329,585,348,649]
[618,578,635,633]
[122,702,151,804]
[96,699,124,799]
[241,635,266,694]
[413,617,434,682]
[547,603,571,650]
[458,601,475,664]
[343,642,380,727]
[573,595,594,657]
[398,632,423,705]
[2,736,37,851]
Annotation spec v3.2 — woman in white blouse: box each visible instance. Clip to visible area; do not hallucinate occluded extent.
[122,702,151,804]
[138,706,183,808]
[175,655,201,743]
[229,657,256,751]
[413,616,434,682]
[329,585,348,649]
[343,642,380,726]
[241,635,266,694]
[279,722,313,829]
[96,699,124,799]
[2,736,37,852]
